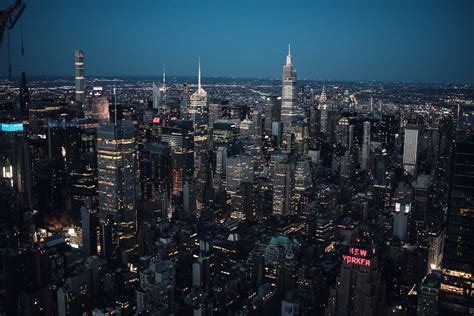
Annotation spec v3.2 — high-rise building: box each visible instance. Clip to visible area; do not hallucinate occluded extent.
[226,154,253,196]
[18,71,30,117]
[139,142,171,202]
[212,119,240,156]
[393,202,411,242]
[152,66,167,111]
[403,126,420,174]
[336,117,349,148]
[188,60,209,213]
[361,121,371,170]
[293,157,312,213]
[319,87,329,135]
[439,131,474,315]
[325,245,385,316]
[264,96,281,138]
[417,272,441,316]
[97,120,137,262]
[271,153,292,216]
[74,50,85,104]
[188,60,208,130]
[281,45,298,146]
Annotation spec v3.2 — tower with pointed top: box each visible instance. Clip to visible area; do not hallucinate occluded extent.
[188,59,210,215]
[152,65,168,111]
[281,45,298,148]
[188,59,208,127]
[319,87,329,135]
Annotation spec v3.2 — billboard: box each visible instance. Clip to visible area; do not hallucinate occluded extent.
[0,123,24,132]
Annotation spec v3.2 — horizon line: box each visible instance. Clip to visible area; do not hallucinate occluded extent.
[0,74,472,86]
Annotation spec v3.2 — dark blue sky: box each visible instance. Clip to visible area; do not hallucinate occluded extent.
[1,0,473,83]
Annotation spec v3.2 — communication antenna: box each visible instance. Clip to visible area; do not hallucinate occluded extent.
[113,80,117,127]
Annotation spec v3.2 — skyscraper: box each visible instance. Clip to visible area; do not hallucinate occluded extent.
[439,131,474,315]
[74,50,85,104]
[18,71,30,117]
[281,45,298,147]
[325,245,385,316]
[187,60,209,213]
[319,87,329,135]
[272,153,292,216]
[97,120,137,263]
[188,60,208,129]
[403,126,420,174]
[152,66,167,111]
[152,83,160,110]
[264,95,281,138]
[361,121,371,170]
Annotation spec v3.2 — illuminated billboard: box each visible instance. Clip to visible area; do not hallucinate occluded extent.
[0,123,24,132]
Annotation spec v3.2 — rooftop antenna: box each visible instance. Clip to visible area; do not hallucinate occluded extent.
[162,65,166,86]
[113,80,117,127]
[198,57,201,89]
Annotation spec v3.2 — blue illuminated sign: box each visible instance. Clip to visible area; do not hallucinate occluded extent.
[0,123,24,132]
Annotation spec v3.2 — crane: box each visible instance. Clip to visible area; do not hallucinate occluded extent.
[0,0,26,76]
[0,0,26,44]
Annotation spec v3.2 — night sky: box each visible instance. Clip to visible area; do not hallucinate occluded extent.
[1,0,473,83]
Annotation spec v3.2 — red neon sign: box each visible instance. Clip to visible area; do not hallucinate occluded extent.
[342,247,372,267]
[153,117,161,124]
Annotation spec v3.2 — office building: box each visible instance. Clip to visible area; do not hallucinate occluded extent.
[403,126,420,174]
[361,121,370,170]
[439,131,474,315]
[281,45,298,146]
[75,50,85,104]
[97,120,137,262]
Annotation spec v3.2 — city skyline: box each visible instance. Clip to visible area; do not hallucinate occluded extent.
[0,1,473,315]
[1,0,473,84]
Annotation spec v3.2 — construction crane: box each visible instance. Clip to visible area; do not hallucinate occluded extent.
[0,0,26,44]
[1,0,26,76]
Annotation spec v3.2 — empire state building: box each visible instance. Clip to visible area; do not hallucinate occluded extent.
[281,45,298,147]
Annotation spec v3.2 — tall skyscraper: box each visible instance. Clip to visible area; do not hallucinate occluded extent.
[361,121,371,170]
[272,153,292,216]
[226,154,253,196]
[18,71,30,117]
[152,83,160,110]
[74,50,85,104]
[264,95,281,138]
[188,60,210,213]
[188,60,208,129]
[281,45,298,147]
[439,131,474,315]
[152,66,167,111]
[319,87,329,135]
[403,126,420,174]
[97,120,137,263]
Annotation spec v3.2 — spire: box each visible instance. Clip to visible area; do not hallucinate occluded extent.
[320,85,327,105]
[198,57,201,90]
[192,57,207,96]
[286,44,292,65]
[162,65,166,86]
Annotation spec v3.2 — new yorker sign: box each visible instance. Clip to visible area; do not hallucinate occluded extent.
[342,247,372,267]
